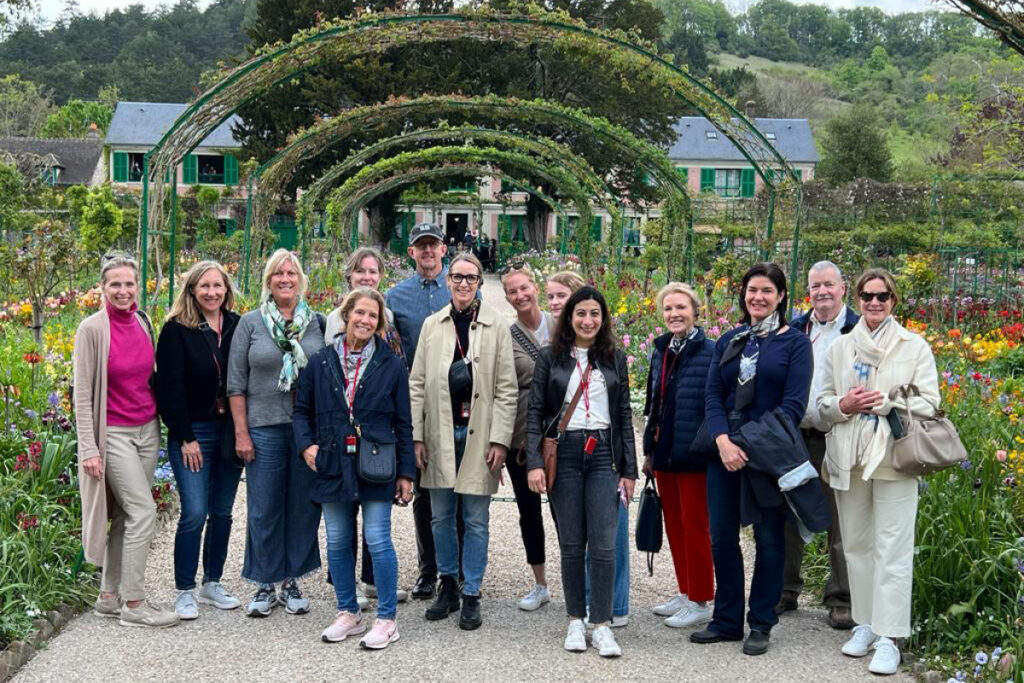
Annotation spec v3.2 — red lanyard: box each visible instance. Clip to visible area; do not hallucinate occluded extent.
[342,340,363,416]
[575,359,593,421]
[659,347,681,402]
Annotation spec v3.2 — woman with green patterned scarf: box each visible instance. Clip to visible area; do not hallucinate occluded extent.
[227,248,327,618]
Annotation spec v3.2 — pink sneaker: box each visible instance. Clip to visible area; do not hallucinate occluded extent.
[359,618,400,650]
[321,611,365,643]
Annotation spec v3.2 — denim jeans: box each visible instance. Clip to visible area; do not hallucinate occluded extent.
[585,499,630,618]
[323,500,399,619]
[548,430,618,624]
[429,425,490,596]
[706,458,787,637]
[168,420,243,590]
[242,424,321,584]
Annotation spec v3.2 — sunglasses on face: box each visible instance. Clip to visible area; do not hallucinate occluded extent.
[449,274,481,285]
[859,291,892,303]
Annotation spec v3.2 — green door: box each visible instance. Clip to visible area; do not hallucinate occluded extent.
[390,212,413,255]
[270,214,297,250]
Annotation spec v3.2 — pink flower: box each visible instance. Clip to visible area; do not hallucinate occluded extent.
[622,335,631,346]
[639,343,647,352]
[655,326,663,335]
[996,450,1008,462]
[627,355,635,366]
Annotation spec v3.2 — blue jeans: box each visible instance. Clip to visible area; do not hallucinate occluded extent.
[429,426,490,596]
[243,424,321,584]
[706,459,787,637]
[585,500,630,618]
[549,430,618,624]
[323,500,398,619]
[168,420,243,590]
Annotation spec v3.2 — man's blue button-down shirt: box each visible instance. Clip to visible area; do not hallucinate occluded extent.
[386,268,451,367]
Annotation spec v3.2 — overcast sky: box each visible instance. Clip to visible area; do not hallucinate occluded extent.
[30,0,948,24]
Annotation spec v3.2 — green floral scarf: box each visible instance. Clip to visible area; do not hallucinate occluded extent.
[260,296,313,392]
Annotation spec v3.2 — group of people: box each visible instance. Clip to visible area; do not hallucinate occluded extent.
[73,221,939,672]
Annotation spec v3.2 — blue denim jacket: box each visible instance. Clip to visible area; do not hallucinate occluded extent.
[386,268,451,367]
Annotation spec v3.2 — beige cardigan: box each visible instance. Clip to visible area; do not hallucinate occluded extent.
[72,308,154,565]
[817,318,940,490]
[409,301,518,496]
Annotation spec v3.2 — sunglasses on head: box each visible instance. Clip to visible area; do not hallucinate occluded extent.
[499,260,528,275]
[858,291,892,303]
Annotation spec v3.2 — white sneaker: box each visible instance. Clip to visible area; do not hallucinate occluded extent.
[868,637,901,675]
[653,593,689,616]
[518,584,551,612]
[591,625,622,657]
[356,584,370,610]
[585,614,629,628]
[396,588,408,603]
[665,601,713,628]
[175,591,198,620]
[564,619,587,652]
[842,624,879,657]
[198,581,241,610]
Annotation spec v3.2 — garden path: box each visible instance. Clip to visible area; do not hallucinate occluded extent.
[13,275,912,682]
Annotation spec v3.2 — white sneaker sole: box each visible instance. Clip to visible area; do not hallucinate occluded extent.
[360,630,400,650]
[322,624,367,643]
[518,598,550,612]
[197,596,241,610]
[246,604,275,618]
[176,610,199,621]
[118,618,179,629]
[665,613,712,629]
[285,603,310,615]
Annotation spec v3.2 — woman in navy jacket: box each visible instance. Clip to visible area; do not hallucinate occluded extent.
[641,282,716,630]
[690,263,812,656]
[293,288,415,650]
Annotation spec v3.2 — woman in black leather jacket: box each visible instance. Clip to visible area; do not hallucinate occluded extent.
[525,286,637,658]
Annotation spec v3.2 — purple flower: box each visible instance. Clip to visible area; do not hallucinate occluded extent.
[959,460,972,470]
[24,409,38,420]
[1015,558,1024,574]
[47,391,59,407]
[976,651,989,666]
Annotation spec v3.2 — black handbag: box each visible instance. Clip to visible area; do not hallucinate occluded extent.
[358,438,396,484]
[634,476,663,577]
[448,357,473,395]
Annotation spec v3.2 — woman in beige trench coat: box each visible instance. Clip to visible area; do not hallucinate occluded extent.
[409,252,517,631]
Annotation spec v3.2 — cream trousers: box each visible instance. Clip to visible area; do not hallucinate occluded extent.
[834,475,918,638]
[101,420,160,602]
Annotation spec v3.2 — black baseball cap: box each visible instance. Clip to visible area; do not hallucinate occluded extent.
[409,222,444,245]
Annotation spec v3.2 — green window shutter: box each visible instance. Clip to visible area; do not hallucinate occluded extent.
[797,168,804,181]
[677,166,689,183]
[498,214,510,241]
[225,218,237,236]
[113,152,128,182]
[224,154,239,186]
[590,216,602,241]
[740,168,756,197]
[700,168,715,192]
[183,154,198,185]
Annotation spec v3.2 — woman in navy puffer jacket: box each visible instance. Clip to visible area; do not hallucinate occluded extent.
[642,282,716,630]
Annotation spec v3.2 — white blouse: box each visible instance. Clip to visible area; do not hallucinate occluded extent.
[564,346,611,430]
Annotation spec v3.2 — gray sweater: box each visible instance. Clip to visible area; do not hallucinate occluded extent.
[226,309,326,428]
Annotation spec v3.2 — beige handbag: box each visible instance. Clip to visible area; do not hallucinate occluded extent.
[887,384,967,476]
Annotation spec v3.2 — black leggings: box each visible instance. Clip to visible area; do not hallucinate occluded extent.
[506,447,546,566]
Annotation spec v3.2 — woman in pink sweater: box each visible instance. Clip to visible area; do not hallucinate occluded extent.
[73,253,178,629]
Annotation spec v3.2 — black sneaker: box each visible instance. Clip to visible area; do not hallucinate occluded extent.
[280,579,310,615]
[425,575,460,620]
[246,584,277,618]
[459,594,482,631]
[412,574,437,600]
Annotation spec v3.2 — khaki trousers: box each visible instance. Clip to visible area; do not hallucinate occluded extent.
[834,474,918,638]
[101,420,160,601]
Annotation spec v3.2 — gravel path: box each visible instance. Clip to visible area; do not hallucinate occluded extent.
[15,276,912,682]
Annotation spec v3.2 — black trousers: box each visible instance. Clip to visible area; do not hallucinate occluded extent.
[506,447,546,566]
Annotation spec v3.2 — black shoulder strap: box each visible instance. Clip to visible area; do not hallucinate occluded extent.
[136,310,156,347]
[510,324,541,361]
[317,312,326,335]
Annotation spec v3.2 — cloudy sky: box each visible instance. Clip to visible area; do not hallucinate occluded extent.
[31,0,948,24]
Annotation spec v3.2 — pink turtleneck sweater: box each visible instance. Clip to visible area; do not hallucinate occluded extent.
[105,300,157,426]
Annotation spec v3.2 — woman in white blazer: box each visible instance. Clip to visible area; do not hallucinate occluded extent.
[817,268,939,677]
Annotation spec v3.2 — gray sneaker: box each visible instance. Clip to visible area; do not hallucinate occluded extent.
[119,601,180,629]
[246,584,278,618]
[199,581,241,610]
[280,579,310,615]
[175,591,199,620]
[93,594,121,619]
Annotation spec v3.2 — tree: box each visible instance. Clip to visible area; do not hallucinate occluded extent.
[0,75,54,137]
[943,1,1024,58]
[756,72,831,119]
[68,184,124,256]
[40,99,113,138]
[817,104,894,185]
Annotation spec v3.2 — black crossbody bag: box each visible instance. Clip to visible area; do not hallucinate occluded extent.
[326,352,396,484]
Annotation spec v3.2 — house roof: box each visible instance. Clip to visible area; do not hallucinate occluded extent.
[0,137,103,185]
[105,102,242,148]
[669,117,819,164]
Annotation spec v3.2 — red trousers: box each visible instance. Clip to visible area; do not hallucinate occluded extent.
[656,470,715,602]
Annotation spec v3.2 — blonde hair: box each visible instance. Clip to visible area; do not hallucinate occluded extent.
[854,268,901,308]
[547,270,585,293]
[449,252,484,276]
[339,287,387,335]
[500,261,538,287]
[343,247,386,288]
[100,252,139,284]
[166,260,237,328]
[656,282,702,317]
[261,248,308,302]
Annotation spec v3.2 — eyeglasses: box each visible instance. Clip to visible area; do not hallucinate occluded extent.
[449,273,481,285]
[858,291,892,303]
